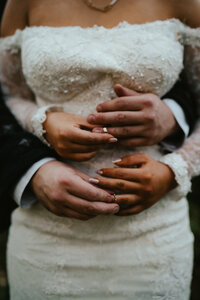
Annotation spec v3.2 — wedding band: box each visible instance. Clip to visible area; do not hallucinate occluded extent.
[103,127,108,133]
[113,194,117,203]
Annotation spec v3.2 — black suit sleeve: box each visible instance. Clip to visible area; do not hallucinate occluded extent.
[0,90,59,231]
[163,72,198,135]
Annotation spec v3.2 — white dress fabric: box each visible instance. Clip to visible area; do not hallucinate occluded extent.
[0,19,200,300]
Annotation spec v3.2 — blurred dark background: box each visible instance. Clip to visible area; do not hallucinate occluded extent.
[0,0,199,299]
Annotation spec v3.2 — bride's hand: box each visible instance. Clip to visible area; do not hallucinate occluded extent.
[43,112,117,161]
[89,153,177,216]
[88,84,178,147]
[31,161,119,220]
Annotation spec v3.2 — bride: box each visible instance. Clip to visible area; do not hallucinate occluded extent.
[0,0,200,299]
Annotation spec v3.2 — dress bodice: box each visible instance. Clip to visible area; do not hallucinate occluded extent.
[21,20,184,108]
[1,19,199,116]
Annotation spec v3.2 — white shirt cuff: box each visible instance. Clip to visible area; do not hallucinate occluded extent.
[162,98,189,151]
[13,158,56,208]
[163,98,189,136]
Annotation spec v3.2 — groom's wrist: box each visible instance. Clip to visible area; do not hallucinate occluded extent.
[13,157,56,208]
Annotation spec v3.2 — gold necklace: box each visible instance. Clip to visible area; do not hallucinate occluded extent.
[83,0,119,12]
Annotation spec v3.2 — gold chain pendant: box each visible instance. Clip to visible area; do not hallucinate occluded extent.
[83,0,118,12]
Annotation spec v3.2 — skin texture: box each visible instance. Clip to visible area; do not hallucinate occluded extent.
[90,84,178,147]
[43,112,117,161]
[31,160,119,220]
[89,154,177,215]
[1,0,200,218]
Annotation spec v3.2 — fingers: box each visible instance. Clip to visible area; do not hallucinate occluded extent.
[70,127,117,145]
[93,125,145,138]
[87,111,144,126]
[112,153,149,167]
[60,141,104,153]
[115,194,141,208]
[116,205,144,216]
[58,151,98,161]
[96,168,142,181]
[62,194,119,216]
[118,138,150,147]
[39,196,94,220]
[68,176,115,203]
[89,176,140,193]
[114,84,140,97]
[96,97,143,112]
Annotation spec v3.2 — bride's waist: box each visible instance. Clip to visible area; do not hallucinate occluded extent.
[11,196,189,242]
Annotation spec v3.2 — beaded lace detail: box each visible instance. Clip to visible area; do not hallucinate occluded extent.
[31,105,63,145]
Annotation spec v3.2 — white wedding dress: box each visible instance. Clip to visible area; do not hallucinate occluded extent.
[0,19,200,300]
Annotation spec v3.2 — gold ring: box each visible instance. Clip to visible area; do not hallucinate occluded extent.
[113,194,117,203]
[103,127,108,133]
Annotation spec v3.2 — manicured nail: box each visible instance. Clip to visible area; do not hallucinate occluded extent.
[88,114,96,123]
[89,178,99,184]
[112,158,122,163]
[109,138,118,143]
[97,170,103,175]
[93,128,103,133]
[113,206,119,214]
[97,105,102,112]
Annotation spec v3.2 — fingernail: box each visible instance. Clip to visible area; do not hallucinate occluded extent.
[97,170,103,175]
[93,128,103,133]
[89,178,99,184]
[113,206,119,214]
[109,138,118,143]
[112,158,122,163]
[88,114,96,123]
[97,105,102,112]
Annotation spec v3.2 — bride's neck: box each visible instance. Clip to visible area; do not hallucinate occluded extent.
[27,0,179,28]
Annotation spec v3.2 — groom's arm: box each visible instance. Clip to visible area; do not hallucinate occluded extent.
[0,89,59,231]
[163,72,197,135]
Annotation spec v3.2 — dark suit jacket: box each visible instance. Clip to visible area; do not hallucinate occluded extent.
[0,89,59,231]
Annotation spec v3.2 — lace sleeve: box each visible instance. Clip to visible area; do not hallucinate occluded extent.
[0,32,63,144]
[160,25,200,196]
[0,31,37,131]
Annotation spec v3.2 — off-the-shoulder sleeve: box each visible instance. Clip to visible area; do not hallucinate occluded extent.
[160,24,200,196]
[0,30,63,144]
[0,30,38,132]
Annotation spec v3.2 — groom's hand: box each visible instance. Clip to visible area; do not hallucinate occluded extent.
[87,84,178,148]
[31,161,119,220]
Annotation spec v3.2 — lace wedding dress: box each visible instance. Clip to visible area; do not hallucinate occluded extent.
[0,19,200,300]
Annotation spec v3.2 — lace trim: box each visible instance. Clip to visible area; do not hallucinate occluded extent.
[31,105,63,146]
[159,153,191,199]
